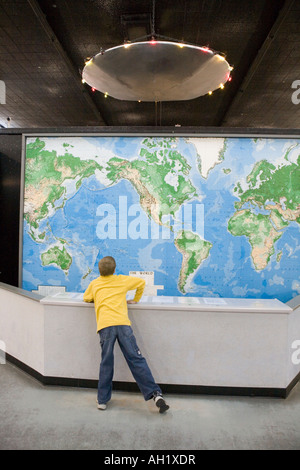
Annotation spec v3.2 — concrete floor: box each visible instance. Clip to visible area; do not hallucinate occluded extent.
[0,361,299,450]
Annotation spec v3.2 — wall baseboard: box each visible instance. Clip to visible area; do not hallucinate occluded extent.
[5,352,300,399]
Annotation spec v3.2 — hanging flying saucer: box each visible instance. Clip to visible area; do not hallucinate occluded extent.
[82,40,232,102]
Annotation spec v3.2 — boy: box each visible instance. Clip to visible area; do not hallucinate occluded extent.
[83,256,169,413]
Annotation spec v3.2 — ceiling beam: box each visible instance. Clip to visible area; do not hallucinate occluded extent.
[27,0,107,125]
[219,0,295,126]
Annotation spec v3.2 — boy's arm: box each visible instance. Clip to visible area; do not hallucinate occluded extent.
[126,277,146,304]
[83,283,94,303]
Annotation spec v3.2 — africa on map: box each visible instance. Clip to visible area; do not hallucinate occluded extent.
[22,135,300,303]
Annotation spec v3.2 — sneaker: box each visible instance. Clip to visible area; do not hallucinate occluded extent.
[97,403,107,410]
[153,394,169,414]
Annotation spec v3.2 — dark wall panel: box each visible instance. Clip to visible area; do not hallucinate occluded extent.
[0,133,22,286]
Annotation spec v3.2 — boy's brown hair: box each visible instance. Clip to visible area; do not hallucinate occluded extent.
[98,256,116,276]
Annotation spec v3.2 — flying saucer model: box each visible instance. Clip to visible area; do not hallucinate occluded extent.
[82,40,232,101]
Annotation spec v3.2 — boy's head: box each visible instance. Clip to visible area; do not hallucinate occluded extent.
[98,256,116,276]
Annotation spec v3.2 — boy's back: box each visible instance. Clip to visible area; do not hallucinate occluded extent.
[83,274,145,332]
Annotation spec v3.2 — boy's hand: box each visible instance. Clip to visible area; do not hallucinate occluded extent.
[127,300,137,304]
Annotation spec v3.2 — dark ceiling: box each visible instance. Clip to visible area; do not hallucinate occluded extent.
[0,0,299,129]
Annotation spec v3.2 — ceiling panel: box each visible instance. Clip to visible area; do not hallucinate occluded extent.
[0,0,299,129]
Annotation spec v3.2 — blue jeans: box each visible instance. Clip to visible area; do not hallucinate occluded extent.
[98,325,162,404]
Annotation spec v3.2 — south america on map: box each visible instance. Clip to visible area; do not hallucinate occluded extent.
[22,136,300,303]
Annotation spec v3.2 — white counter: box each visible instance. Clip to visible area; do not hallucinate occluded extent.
[1,282,300,397]
[41,291,292,313]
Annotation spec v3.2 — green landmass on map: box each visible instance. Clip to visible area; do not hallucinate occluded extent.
[228,154,300,270]
[235,157,300,214]
[41,245,72,272]
[24,138,103,233]
[105,137,197,224]
[228,209,282,271]
[175,230,212,293]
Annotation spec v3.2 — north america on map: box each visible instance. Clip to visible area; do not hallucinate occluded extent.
[22,136,300,303]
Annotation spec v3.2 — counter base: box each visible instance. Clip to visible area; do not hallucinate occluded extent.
[6,351,299,399]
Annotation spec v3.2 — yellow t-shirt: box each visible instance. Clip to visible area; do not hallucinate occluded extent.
[83,274,145,332]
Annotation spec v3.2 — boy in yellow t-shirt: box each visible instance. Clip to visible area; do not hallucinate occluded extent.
[84,256,169,413]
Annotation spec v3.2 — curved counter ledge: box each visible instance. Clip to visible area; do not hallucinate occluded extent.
[1,283,299,398]
[0,281,43,301]
[40,291,292,313]
[286,296,300,311]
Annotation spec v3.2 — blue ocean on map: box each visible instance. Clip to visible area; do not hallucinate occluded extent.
[22,136,300,302]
